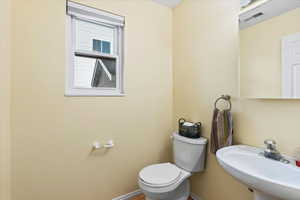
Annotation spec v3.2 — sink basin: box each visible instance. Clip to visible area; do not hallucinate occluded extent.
[216,145,300,200]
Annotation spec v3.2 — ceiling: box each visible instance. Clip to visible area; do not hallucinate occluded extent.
[152,0,182,8]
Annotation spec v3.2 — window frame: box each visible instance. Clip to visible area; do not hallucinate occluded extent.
[65,1,125,97]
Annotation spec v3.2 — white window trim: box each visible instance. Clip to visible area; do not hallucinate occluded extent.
[65,1,125,97]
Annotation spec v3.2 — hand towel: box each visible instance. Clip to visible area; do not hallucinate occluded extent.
[210,108,233,153]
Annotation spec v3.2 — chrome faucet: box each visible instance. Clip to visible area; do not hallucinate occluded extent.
[264,139,281,160]
[263,139,289,164]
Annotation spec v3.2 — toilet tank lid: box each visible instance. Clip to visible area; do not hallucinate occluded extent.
[173,132,208,145]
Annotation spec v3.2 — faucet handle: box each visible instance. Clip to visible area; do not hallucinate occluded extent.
[264,139,277,150]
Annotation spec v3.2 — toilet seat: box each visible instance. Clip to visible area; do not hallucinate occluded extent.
[139,163,182,187]
[138,163,191,194]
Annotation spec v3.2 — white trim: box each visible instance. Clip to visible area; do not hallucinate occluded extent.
[67,1,125,27]
[112,189,142,200]
[239,0,300,30]
[110,190,202,200]
[65,15,74,96]
[191,193,203,200]
[75,50,118,59]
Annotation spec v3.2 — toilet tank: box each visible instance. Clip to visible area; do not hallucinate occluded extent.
[172,132,208,173]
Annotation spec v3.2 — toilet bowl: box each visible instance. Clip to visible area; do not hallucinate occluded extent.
[138,133,208,200]
[138,163,191,200]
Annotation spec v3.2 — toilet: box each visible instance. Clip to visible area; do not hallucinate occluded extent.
[138,132,208,200]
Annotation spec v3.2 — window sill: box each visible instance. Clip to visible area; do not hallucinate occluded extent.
[64,89,125,97]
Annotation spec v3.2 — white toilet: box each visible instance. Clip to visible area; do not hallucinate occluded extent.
[138,132,208,200]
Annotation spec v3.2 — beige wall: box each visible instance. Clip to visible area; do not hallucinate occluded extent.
[240,7,300,98]
[0,0,11,199]
[174,0,300,200]
[8,0,300,200]
[173,0,252,199]
[11,0,173,199]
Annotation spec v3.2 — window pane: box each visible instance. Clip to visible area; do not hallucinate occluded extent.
[74,56,116,88]
[93,39,102,52]
[91,57,116,88]
[92,39,111,54]
[74,56,95,88]
[76,19,114,53]
[101,41,111,54]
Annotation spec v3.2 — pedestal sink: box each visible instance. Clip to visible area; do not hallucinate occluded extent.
[216,145,300,200]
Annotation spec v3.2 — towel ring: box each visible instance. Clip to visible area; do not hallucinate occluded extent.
[214,95,231,110]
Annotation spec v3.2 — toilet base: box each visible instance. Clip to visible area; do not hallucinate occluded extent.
[142,179,190,200]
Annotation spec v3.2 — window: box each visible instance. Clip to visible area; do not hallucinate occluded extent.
[66,1,125,96]
[93,39,111,54]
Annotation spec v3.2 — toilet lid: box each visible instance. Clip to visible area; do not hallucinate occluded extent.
[139,163,181,186]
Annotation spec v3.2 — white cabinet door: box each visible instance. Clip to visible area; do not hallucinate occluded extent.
[282,32,300,98]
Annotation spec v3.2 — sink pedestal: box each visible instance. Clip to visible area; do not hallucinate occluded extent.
[254,190,282,200]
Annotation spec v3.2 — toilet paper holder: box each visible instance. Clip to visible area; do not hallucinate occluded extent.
[92,140,114,150]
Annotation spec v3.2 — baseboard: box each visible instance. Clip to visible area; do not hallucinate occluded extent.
[191,192,202,200]
[111,189,202,200]
[112,189,142,200]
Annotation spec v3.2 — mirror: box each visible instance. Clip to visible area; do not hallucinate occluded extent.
[239,0,300,98]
